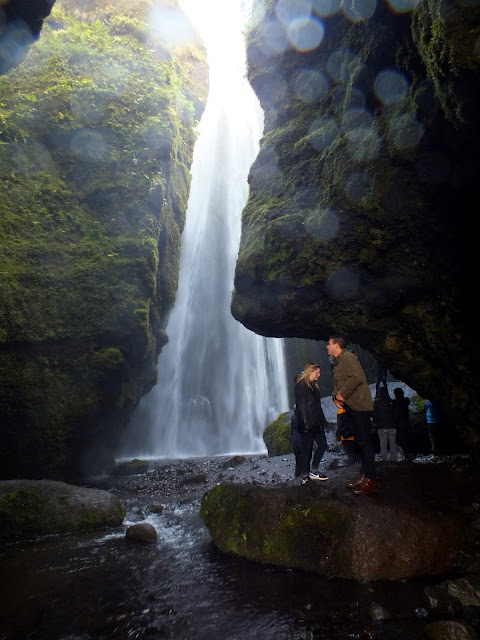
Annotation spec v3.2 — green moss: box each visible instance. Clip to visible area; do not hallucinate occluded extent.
[0,489,49,539]
[0,481,126,542]
[200,483,354,576]
[411,394,426,412]
[0,0,208,479]
[263,411,292,456]
[412,2,480,123]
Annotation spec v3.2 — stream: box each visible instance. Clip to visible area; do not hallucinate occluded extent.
[0,449,446,640]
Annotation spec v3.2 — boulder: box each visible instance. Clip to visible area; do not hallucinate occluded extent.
[0,479,125,545]
[125,522,158,543]
[147,503,164,515]
[425,577,480,615]
[424,621,477,640]
[112,459,150,477]
[200,464,473,581]
[220,456,247,469]
[263,412,292,457]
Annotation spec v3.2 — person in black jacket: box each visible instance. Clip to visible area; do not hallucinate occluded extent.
[373,385,396,461]
[294,363,328,483]
[392,387,411,458]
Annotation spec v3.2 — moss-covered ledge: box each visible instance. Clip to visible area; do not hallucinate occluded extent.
[200,481,465,580]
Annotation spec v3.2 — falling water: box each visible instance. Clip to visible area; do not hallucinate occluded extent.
[121,0,288,458]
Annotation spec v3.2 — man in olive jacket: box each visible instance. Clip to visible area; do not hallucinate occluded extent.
[327,335,377,494]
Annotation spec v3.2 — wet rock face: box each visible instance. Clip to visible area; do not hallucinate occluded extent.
[0,479,125,545]
[200,462,478,581]
[232,2,480,446]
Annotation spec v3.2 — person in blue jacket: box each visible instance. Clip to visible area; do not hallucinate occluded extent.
[425,399,446,455]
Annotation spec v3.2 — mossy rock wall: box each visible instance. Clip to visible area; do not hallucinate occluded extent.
[0,0,208,479]
[232,2,480,449]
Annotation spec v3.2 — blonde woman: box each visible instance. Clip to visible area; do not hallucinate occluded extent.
[294,363,328,483]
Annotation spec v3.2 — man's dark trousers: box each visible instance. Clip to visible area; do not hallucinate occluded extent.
[349,408,376,479]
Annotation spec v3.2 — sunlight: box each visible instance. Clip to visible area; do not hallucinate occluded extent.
[177,0,258,107]
[179,0,250,71]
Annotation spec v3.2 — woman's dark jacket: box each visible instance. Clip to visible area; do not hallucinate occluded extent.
[392,396,410,431]
[373,389,394,430]
[294,380,327,434]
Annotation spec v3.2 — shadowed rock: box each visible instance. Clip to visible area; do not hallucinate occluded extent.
[0,479,125,545]
[201,464,475,580]
[125,522,158,543]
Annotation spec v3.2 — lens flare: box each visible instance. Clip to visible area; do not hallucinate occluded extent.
[346,127,381,162]
[312,0,342,17]
[327,48,365,84]
[149,5,196,49]
[261,18,289,56]
[374,69,409,105]
[250,147,284,196]
[0,21,33,73]
[342,0,376,22]
[344,171,375,202]
[287,17,325,51]
[332,85,366,114]
[69,129,108,161]
[305,208,339,240]
[308,117,341,151]
[292,68,329,102]
[386,0,421,11]
[275,0,312,25]
[254,71,288,108]
[342,107,374,131]
[388,113,424,149]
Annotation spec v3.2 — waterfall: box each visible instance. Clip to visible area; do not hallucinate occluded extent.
[121,0,289,459]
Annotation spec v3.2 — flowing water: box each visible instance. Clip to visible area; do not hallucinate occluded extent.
[119,0,288,459]
[0,454,434,640]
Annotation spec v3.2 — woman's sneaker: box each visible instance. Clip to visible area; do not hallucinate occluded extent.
[308,471,328,481]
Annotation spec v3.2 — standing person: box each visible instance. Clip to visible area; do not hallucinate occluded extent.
[373,385,396,462]
[375,363,388,398]
[294,363,329,483]
[290,409,302,478]
[337,406,361,465]
[392,387,411,459]
[327,335,377,495]
[425,399,446,455]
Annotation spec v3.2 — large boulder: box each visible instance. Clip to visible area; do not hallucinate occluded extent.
[0,479,125,544]
[200,463,475,580]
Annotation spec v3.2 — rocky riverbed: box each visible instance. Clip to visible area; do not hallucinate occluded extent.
[2,436,480,640]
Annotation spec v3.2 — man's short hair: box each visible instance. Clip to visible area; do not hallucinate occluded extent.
[329,335,347,350]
